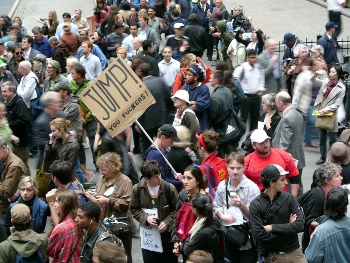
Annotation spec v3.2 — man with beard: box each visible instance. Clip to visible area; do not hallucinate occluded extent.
[181,64,211,131]
[243,129,300,198]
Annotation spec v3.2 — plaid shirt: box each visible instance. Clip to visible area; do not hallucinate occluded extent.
[47,214,81,263]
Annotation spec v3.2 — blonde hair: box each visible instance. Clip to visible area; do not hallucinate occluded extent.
[49,10,59,24]
[175,4,182,13]
[96,152,122,174]
[180,53,195,68]
[19,177,39,196]
[50,118,71,133]
[117,47,127,58]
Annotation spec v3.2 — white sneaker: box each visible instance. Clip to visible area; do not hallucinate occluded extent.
[82,137,90,149]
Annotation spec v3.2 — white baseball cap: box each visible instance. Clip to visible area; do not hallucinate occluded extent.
[250,129,271,143]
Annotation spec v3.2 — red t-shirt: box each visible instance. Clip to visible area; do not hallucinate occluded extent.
[200,153,229,184]
[244,148,299,191]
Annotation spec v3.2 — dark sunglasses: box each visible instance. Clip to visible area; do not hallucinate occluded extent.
[15,51,23,55]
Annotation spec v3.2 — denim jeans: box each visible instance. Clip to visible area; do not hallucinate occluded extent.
[319,128,338,160]
[304,106,317,144]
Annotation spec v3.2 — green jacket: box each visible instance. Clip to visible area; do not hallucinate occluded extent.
[0,229,48,262]
[70,78,94,122]
[217,20,233,59]
[43,74,69,92]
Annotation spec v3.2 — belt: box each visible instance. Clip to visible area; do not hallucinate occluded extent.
[245,93,259,97]
[329,10,341,13]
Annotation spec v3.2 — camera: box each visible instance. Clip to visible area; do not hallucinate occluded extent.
[94,8,102,15]
[155,218,161,225]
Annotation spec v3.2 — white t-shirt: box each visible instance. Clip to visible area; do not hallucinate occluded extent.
[327,0,344,11]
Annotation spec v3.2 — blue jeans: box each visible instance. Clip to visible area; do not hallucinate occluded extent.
[319,128,338,160]
[75,158,85,184]
[304,106,317,144]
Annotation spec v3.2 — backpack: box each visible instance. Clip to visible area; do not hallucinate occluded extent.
[220,31,234,59]
[15,251,45,263]
[297,186,325,214]
[29,77,44,117]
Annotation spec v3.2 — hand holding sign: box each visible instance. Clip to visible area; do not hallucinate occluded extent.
[79,57,155,138]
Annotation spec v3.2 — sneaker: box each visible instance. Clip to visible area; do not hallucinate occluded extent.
[29,152,38,158]
[82,137,90,149]
[316,159,325,165]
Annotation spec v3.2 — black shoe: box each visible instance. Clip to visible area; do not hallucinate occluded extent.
[208,57,212,61]
[316,159,325,165]
[29,152,38,158]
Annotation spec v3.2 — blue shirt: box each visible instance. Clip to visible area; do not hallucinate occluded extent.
[32,37,54,58]
[77,44,108,70]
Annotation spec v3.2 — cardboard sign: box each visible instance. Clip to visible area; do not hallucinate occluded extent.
[79,57,155,137]
[140,208,163,253]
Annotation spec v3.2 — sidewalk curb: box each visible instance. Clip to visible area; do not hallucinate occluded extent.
[8,0,20,18]
[307,0,350,18]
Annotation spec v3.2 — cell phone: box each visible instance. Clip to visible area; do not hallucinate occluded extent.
[155,218,161,225]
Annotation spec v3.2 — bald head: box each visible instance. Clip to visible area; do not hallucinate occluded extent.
[275,91,291,111]
[19,61,32,75]
[265,38,277,55]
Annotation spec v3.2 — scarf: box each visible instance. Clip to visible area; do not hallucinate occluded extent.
[323,80,338,99]
[188,217,206,242]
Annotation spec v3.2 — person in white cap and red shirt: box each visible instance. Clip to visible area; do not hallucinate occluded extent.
[0,203,48,262]
[243,129,300,197]
[249,164,306,263]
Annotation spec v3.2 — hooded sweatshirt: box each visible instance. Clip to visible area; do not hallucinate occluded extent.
[0,229,48,262]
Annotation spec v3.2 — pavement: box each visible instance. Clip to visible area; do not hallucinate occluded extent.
[2,0,348,262]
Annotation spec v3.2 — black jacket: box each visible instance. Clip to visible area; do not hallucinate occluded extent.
[135,51,159,76]
[184,24,207,52]
[209,85,233,128]
[249,191,304,253]
[6,94,30,147]
[179,218,225,263]
[259,111,282,139]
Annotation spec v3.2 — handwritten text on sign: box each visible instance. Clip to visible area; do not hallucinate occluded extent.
[80,57,155,137]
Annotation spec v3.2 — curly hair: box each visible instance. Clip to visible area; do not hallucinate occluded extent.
[315,163,342,187]
[96,152,122,174]
[325,187,349,221]
[261,93,277,110]
[141,160,161,179]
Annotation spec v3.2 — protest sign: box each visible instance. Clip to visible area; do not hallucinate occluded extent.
[140,208,163,253]
[79,57,155,137]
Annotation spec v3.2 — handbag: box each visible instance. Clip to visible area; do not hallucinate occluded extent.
[224,179,249,246]
[215,108,246,145]
[35,161,51,198]
[104,216,132,236]
[315,111,336,130]
[225,223,250,246]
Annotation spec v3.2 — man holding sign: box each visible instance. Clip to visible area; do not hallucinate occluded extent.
[131,160,178,263]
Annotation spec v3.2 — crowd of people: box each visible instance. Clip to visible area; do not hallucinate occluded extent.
[0,0,349,262]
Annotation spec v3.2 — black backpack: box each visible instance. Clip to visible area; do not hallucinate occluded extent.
[297,186,324,214]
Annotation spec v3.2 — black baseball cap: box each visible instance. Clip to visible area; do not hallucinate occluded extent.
[261,164,289,180]
[159,124,181,142]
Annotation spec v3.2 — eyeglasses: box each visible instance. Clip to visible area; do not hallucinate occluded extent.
[15,51,23,55]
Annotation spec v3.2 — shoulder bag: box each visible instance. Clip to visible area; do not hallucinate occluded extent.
[224,179,250,246]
